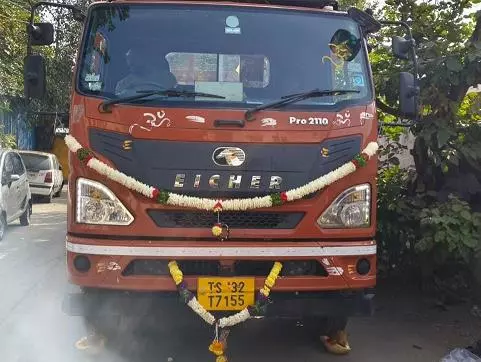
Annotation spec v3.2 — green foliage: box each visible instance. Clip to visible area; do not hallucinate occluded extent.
[0,0,31,97]
[372,0,481,205]
[338,0,368,10]
[377,165,481,282]
[373,1,481,288]
[0,0,89,116]
[416,196,481,264]
[0,125,16,149]
[377,165,416,276]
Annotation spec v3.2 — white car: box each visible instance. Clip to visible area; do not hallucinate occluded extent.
[18,151,64,203]
[0,149,32,240]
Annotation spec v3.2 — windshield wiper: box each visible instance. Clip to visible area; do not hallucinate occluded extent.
[99,89,226,113]
[244,89,360,121]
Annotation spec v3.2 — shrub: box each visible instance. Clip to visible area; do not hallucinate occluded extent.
[416,196,481,266]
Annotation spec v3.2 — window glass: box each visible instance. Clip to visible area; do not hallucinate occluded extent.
[12,154,25,175]
[3,154,14,175]
[77,4,372,109]
[165,53,270,88]
[20,154,52,171]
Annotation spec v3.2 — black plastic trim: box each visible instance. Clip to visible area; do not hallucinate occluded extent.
[67,232,375,242]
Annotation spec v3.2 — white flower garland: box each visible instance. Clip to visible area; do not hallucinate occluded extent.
[187,297,216,325]
[184,296,250,327]
[65,135,378,211]
[168,261,283,330]
[218,308,251,328]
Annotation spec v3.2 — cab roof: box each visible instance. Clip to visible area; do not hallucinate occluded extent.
[93,0,340,11]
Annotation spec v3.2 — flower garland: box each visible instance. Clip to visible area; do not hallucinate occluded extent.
[65,135,378,213]
[168,260,283,361]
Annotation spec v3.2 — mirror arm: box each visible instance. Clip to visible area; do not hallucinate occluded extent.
[376,97,420,122]
[27,2,85,56]
[379,19,420,121]
[376,97,403,118]
[379,20,419,89]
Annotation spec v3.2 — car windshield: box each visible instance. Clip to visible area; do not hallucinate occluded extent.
[20,154,51,171]
[77,4,372,110]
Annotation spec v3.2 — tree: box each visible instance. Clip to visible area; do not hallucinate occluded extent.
[373,0,481,204]
[338,0,369,10]
[0,0,31,104]
[372,0,481,283]
[0,124,16,148]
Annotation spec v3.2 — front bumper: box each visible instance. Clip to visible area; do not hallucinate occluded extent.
[66,235,376,292]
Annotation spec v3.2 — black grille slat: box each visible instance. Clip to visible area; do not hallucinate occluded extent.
[178,261,220,276]
[122,259,169,276]
[122,260,327,277]
[148,211,304,229]
[122,260,220,276]
[235,261,328,277]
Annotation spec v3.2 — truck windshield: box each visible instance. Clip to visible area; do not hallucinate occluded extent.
[77,3,372,110]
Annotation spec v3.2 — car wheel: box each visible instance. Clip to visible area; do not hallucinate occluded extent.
[0,213,6,241]
[20,203,31,226]
[54,187,62,198]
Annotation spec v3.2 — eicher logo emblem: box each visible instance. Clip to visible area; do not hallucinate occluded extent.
[213,147,246,167]
[122,140,132,150]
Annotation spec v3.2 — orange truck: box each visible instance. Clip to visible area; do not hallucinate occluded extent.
[25,0,418,349]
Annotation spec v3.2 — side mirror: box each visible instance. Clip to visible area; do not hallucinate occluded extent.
[347,7,382,34]
[399,72,419,118]
[392,36,413,60]
[27,23,55,46]
[24,55,46,99]
[10,174,20,182]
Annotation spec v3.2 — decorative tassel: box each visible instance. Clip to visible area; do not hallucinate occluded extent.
[212,223,223,237]
[208,340,224,356]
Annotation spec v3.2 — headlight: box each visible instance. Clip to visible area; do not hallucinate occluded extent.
[317,184,371,228]
[76,178,134,225]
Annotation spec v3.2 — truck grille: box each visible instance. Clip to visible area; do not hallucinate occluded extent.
[122,260,327,277]
[148,211,304,229]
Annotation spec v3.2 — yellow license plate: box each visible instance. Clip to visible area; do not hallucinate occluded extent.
[197,277,255,311]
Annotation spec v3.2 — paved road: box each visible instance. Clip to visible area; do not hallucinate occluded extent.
[0,189,479,362]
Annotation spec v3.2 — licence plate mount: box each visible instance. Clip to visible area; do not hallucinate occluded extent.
[197,277,255,311]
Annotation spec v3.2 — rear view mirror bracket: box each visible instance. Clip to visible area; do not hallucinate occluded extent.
[27,2,86,54]
[25,2,86,100]
[377,20,420,121]
[347,7,382,35]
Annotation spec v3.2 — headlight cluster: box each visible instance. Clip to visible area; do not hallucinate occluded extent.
[76,178,134,225]
[317,184,371,228]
